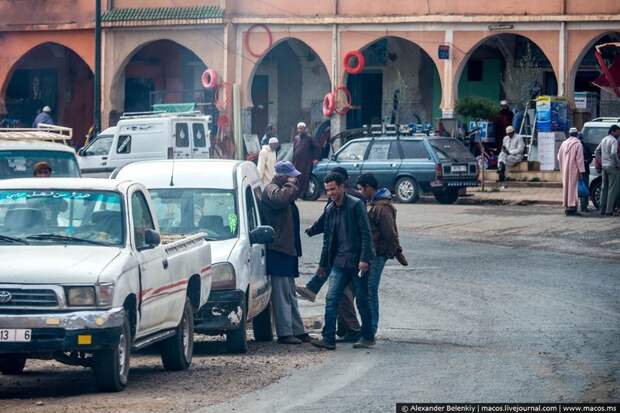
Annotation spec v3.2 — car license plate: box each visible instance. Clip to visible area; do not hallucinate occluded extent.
[452,165,467,173]
[0,329,31,342]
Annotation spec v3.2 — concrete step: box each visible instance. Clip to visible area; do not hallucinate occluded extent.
[481,180,562,188]
[480,170,561,183]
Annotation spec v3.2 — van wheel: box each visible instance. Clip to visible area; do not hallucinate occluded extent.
[434,188,459,204]
[590,178,601,209]
[395,177,420,203]
[226,305,248,354]
[252,303,273,342]
[305,175,322,201]
[0,357,26,375]
[93,314,131,392]
[160,298,194,371]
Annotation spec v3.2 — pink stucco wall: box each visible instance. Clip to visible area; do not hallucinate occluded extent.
[0,0,94,27]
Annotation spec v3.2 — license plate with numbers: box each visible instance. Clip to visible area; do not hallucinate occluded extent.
[451,165,467,172]
[0,329,31,342]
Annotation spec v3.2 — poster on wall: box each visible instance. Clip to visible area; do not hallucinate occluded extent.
[538,132,558,171]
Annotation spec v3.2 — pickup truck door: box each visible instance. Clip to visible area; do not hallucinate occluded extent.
[191,122,210,158]
[244,184,268,318]
[173,122,192,159]
[130,189,169,336]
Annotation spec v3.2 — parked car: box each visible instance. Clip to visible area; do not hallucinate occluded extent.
[582,117,619,210]
[308,135,478,204]
[0,125,80,179]
[0,178,212,392]
[113,159,274,353]
[78,112,212,175]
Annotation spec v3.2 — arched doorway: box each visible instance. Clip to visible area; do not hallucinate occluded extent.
[456,34,558,109]
[3,43,93,146]
[249,38,331,142]
[116,40,211,119]
[572,32,620,120]
[345,37,442,131]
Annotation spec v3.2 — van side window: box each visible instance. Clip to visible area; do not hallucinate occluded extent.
[117,135,131,154]
[175,123,189,148]
[131,191,156,250]
[245,186,258,232]
[192,123,207,148]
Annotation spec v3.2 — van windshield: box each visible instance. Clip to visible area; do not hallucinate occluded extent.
[149,188,238,240]
[83,135,113,156]
[0,150,80,179]
[582,126,610,151]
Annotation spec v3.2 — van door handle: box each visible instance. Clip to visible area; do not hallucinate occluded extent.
[162,259,168,270]
[391,163,397,167]
[353,163,360,167]
[102,157,108,160]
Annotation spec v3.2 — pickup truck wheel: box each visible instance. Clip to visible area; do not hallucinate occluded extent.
[226,305,248,354]
[252,303,273,342]
[305,175,322,201]
[160,298,194,371]
[395,177,420,203]
[0,356,26,375]
[434,188,459,204]
[93,315,131,392]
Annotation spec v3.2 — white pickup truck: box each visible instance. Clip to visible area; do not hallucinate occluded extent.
[115,159,274,353]
[0,178,212,392]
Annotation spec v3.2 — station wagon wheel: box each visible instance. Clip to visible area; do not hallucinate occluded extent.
[305,175,322,201]
[394,177,420,203]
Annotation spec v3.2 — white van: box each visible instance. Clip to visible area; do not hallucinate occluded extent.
[78,112,211,175]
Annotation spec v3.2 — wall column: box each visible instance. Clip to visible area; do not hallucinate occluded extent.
[441,29,455,118]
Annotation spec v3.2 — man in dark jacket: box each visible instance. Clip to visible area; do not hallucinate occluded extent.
[577,130,593,212]
[311,172,375,350]
[262,161,310,344]
[357,173,406,336]
[292,122,321,199]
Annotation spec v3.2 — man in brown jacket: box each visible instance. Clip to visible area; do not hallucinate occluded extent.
[356,173,407,336]
[261,161,310,344]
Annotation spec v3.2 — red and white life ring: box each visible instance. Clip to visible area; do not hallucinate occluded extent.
[244,24,273,59]
[201,69,218,89]
[323,92,336,117]
[343,50,366,75]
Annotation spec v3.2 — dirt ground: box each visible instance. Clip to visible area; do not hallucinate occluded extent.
[0,333,328,413]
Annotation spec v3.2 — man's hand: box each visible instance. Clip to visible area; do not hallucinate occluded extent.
[316,267,326,278]
[358,261,369,274]
[305,228,312,236]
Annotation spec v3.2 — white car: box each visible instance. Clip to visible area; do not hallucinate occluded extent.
[0,178,212,392]
[114,159,274,353]
[78,112,212,176]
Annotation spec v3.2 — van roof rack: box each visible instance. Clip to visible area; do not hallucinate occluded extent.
[120,111,207,120]
[0,124,72,144]
[590,117,620,123]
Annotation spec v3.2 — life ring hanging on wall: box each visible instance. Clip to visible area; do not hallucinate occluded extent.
[343,50,366,75]
[322,92,336,117]
[334,86,352,115]
[244,24,273,59]
[201,69,218,89]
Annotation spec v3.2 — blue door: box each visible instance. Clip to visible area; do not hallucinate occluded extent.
[361,140,402,190]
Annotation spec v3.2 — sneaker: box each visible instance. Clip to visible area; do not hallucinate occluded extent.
[295,333,313,343]
[336,332,361,343]
[295,286,317,302]
[310,338,336,350]
[277,336,302,345]
[352,338,376,349]
[395,251,409,267]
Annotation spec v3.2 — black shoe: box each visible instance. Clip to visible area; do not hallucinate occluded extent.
[336,332,361,343]
[352,338,376,349]
[310,338,336,350]
[295,333,313,343]
[277,336,302,345]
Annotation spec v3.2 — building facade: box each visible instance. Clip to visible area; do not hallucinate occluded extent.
[1,0,619,145]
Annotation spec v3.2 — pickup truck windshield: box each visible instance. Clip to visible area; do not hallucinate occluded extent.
[150,188,238,240]
[0,150,80,179]
[429,139,473,163]
[0,190,123,246]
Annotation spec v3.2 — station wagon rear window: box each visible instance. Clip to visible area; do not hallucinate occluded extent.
[429,139,473,162]
[0,150,80,179]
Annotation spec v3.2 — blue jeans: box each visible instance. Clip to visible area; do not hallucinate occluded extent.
[368,256,387,336]
[321,266,373,344]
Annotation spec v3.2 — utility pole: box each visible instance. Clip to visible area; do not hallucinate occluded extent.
[94,0,102,136]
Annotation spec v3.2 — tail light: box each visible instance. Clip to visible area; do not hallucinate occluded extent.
[435,163,443,178]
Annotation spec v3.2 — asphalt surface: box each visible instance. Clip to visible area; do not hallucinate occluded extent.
[200,203,620,412]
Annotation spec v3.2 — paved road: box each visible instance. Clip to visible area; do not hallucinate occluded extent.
[200,203,620,412]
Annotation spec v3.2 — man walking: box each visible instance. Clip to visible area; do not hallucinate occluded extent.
[558,128,586,216]
[311,172,375,350]
[257,137,279,186]
[261,161,310,344]
[32,106,54,128]
[497,125,525,183]
[356,173,405,336]
[261,124,276,146]
[595,125,620,216]
[292,122,321,199]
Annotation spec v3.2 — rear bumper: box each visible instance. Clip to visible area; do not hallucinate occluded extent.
[0,308,124,354]
[430,179,479,189]
[194,289,245,334]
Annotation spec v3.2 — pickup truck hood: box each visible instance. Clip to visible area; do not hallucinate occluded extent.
[0,246,122,285]
[210,238,238,264]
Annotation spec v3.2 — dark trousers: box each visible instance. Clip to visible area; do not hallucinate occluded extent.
[306,273,360,335]
[321,266,373,344]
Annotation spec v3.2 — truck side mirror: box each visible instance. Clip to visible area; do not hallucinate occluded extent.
[249,226,274,245]
[144,228,161,247]
[78,148,85,156]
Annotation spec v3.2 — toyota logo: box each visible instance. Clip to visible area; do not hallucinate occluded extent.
[0,291,12,304]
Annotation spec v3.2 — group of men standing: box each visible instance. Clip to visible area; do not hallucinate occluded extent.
[259,153,407,349]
